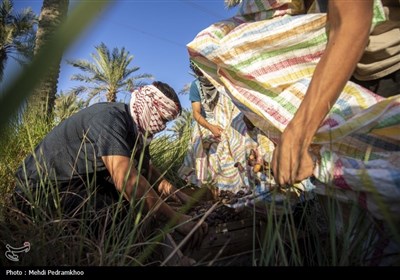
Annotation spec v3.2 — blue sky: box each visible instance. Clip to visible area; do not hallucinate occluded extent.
[8,0,238,109]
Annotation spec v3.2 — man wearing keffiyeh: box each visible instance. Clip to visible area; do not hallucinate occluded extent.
[130,83,181,136]
[15,81,207,249]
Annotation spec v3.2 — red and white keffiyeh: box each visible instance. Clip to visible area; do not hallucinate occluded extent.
[130,85,179,135]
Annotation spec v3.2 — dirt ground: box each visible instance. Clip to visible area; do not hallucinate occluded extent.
[161,188,328,266]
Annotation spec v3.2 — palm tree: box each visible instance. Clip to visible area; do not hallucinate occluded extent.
[0,0,37,81]
[224,0,242,8]
[54,91,84,123]
[178,82,191,95]
[29,0,69,119]
[67,42,153,103]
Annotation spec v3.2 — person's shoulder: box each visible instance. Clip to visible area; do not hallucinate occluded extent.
[83,102,130,123]
[189,83,201,102]
[189,79,199,88]
[89,102,126,113]
[189,80,201,99]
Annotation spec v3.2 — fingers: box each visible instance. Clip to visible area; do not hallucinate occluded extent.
[201,220,208,235]
[211,125,223,138]
[271,147,285,186]
[192,221,207,249]
[177,215,208,251]
[181,221,207,252]
[180,221,196,252]
[189,225,199,250]
[182,232,194,252]
[272,145,314,187]
[296,154,315,181]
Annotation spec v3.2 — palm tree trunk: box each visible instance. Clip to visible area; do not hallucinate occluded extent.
[0,48,7,82]
[106,90,117,102]
[28,0,69,119]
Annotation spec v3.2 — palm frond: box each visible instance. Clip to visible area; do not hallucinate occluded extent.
[224,0,242,8]
[54,91,85,122]
[66,85,87,96]
[178,83,191,95]
[0,0,37,82]
[67,42,153,102]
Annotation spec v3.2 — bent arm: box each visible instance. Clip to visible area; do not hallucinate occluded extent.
[288,0,373,144]
[147,163,197,205]
[192,101,223,138]
[102,155,207,242]
[271,1,374,185]
[102,155,178,222]
[192,102,212,131]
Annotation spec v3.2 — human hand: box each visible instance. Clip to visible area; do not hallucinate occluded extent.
[158,180,199,207]
[247,149,265,173]
[271,128,315,186]
[175,214,208,250]
[209,124,223,140]
[176,191,199,207]
[157,180,181,204]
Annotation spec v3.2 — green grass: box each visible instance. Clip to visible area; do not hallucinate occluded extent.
[1,97,398,266]
[0,115,204,266]
[0,119,185,266]
[1,116,398,266]
[0,0,398,264]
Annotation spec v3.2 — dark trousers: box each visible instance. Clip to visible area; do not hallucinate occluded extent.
[351,70,400,98]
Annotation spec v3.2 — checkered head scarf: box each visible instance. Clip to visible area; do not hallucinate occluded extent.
[190,59,219,114]
[130,85,180,135]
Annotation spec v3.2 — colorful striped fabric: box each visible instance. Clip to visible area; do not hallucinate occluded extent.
[179,90,261,193]
[186,0,400,220]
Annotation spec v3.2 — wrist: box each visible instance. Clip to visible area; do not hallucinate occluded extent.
[205,121,212,130]
[158,179,172,195]
[287,106,323,147]
[283,121,314,151]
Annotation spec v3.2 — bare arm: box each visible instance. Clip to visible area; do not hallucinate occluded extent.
[147,163,196,205]
[271,0,373,186]
[102,155,179,221]
[102,155,207,242]
[192,101,223,139]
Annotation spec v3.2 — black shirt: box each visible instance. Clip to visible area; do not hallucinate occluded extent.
[16,102,147,184]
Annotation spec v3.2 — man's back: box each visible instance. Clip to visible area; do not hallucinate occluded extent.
[16,102,137,184]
